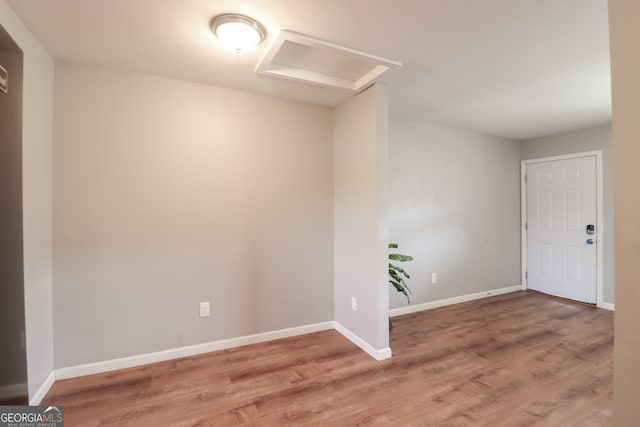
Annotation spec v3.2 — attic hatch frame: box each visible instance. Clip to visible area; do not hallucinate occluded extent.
[256,30,402,92]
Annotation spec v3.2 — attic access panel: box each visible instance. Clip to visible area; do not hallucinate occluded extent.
[257,30,401,92]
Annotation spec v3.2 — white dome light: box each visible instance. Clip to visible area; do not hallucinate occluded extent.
[212,14,266,54]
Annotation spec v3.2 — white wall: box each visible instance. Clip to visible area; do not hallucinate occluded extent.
[333,85,390,358]
[0,0,55,401]
[389,119,521,308]
[521,124,614,304]
[53,62,334,368]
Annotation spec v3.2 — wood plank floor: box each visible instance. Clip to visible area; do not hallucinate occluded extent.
[43,291,613,426]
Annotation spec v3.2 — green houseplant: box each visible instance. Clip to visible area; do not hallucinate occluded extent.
[389,243,413,331]
[389,243,413,303]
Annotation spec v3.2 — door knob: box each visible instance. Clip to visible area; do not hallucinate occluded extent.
[586,238,594,245]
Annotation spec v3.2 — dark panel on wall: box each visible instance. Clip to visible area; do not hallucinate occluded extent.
[0,23,26,405]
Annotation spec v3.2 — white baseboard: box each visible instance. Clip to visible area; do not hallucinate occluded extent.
[389,285,523,317]
[600,302,615,311]
[333,322,392,361]
[56,321,334,380]
[0,382,27,400]
[34,285,607,393]
[29,371,55,405]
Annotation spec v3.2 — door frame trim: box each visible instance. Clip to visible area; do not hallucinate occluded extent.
[520,151,604,307]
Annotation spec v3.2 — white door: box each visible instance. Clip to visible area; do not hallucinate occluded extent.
[526,156,597,303]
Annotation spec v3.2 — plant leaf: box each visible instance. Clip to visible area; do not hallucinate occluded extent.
[389,253,413,262]
[389,269,405,286]
[389,264,410,279]
[389,279,403,293]
[389,278,411,295]
[388,244,412,304]
[389,279,411,303]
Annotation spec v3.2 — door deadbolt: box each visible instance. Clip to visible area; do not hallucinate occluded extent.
[586,224,595,235]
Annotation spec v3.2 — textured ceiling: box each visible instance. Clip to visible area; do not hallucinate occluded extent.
[7,0,611,139]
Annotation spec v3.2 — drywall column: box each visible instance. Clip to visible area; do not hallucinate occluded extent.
[609,1,640,424]
[333,84,390,360]
[0,0,55,403]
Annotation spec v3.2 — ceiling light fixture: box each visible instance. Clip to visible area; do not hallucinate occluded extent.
[211,14,266,54]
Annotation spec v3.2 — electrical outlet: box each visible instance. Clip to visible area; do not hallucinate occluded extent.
[432,273,437,284]
[351,296,357,311]
[199,302,210,318]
